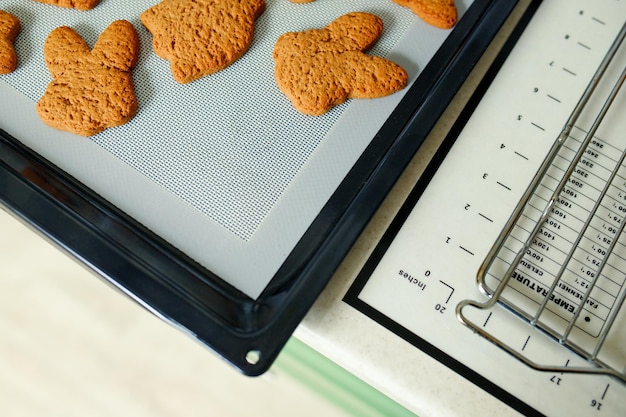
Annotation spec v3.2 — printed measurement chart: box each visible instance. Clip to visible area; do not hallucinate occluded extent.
[348,1,626,416]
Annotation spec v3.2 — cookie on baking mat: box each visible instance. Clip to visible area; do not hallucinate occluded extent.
[393,0,457,29]
[36,20,140,136]
[140,0,266,84]
[34,0,101,10]
[0,10,21,74]
[273,12,408,116]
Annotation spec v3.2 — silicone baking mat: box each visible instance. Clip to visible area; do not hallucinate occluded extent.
[0,0,467,298]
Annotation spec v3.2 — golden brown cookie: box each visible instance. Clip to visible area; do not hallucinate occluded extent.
[34,0,102,11]
[140,0,266,84]
[0,10,21,74]
[273,12,408,116]
[393,0,457,29]
[36,20,140,136]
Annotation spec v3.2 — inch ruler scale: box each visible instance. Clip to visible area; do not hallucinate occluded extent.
[353,1,626,416]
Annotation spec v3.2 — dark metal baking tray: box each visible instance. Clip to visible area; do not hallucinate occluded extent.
[0,0,519,375]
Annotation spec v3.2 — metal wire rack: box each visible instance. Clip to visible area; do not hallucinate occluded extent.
[457,22,626,383]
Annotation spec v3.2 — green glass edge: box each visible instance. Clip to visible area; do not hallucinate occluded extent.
[274,338,418,417]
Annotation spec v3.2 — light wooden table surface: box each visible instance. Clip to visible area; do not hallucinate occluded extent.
[0,208,349,417]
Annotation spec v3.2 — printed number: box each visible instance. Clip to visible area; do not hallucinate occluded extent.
[550,375,562,386]
[590,399,602,410]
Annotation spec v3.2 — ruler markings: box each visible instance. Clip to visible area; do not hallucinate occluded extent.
[547,94,562,103]
[562,67,577,76]
[482,312,492,328]
[522,335,531,351]
[459,246,475,256]
[531,122,546,131]
[439,281,455,303]
[515,151,529,160]
[479,213,494,223]
[592,17,606,25]
[497,181,512,191]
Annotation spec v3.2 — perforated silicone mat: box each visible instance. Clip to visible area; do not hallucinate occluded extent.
[0,0,471,298]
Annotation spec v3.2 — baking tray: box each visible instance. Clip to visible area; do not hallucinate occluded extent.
[0,0,519,375]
